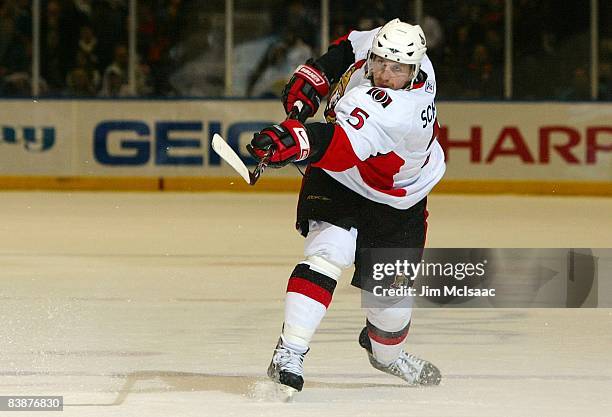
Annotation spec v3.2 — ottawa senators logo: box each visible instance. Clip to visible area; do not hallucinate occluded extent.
[325,59,366,123]
[367,88,393,108]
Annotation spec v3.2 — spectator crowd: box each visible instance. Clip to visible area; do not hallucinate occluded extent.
[0,0,608,99]
[0,0,184,96]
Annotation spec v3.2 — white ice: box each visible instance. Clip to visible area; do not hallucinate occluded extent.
[1,192,611,417]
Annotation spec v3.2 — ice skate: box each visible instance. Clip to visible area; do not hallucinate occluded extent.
[359,327,441,386]
[267,337,307,393]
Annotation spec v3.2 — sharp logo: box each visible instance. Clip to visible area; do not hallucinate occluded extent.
[440,125,612,164]
[1,125,56,151]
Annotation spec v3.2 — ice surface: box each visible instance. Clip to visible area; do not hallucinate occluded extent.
[1,192,611,416]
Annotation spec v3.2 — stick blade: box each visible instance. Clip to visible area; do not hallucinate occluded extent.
[211,133,252,184]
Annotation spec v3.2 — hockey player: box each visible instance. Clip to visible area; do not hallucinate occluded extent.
[248,18,445,392]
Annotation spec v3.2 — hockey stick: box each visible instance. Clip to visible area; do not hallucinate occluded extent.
[211,133,270,185]
[211,103,307,186]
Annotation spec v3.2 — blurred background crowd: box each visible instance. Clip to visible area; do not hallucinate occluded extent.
[0,0,610,99]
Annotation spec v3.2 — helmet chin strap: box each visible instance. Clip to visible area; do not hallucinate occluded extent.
[406,64,420,90]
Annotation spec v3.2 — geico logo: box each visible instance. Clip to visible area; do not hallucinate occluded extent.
[1,126,55,151]
[439,125,612,164]
[93,120,272,166]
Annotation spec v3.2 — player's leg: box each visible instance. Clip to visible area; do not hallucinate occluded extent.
[352,196,441,385]
[283,220,357,349]
[267,220,357,392]
[358,303,441,385]
[363,303,412,365]
[267,167,362,392]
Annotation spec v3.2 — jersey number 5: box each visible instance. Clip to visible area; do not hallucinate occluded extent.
[348,107,369,130]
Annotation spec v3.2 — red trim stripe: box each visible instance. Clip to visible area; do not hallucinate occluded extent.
[356,152,406,197]
[427,118,439,150]
[367,329,409,346]
[354,58,367,69]
[312,125,361,172]
[420,204,429,258]
[287,277,333,308]
[421,118,439,168]
[330,31,353,46]
[423,206,429,246]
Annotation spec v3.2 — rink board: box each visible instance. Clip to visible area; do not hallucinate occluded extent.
[0,99,610,194]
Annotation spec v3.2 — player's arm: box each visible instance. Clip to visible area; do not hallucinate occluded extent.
[247,120,359,170]
[250,86,411,170]
[315,34,357,84]
[282,34,356,120]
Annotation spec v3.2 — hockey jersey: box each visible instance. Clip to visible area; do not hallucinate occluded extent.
[312,28,445,210]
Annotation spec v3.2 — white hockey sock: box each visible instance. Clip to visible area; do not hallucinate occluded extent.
[282,261,339,351]
[366,307,412,366]
[282,293,326,353]
[370,339,404,366]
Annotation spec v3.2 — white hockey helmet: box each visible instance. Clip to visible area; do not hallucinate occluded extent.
[368,18,427,86]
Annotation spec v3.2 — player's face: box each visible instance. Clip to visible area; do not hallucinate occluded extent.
[370,54,414,90]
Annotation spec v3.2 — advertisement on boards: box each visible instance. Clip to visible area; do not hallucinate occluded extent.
[0,100,610,184]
